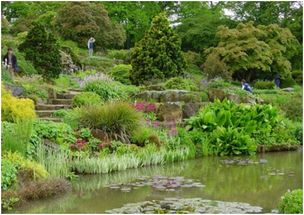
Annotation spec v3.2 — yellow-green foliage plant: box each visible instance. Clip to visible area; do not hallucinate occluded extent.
[1,84,36,122]
[3,151,49,180]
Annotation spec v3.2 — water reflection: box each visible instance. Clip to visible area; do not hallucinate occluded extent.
[12,151,302,213]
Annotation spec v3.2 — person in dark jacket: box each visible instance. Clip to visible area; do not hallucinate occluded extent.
[241,79,253,93]
[2,47,18,77]
[274,74,281,88]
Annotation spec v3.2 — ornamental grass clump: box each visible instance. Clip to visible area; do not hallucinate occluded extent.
[77,102,142,143]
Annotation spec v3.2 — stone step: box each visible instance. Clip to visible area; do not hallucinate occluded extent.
[51,99,72,105]
[36,110,56,117]
[56,91,80,99]
[35,104,71,110]
[39,117,62,123]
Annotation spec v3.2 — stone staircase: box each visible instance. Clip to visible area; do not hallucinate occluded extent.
[35,89,81,122]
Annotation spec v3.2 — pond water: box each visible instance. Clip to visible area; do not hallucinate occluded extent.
[12,151,302,213]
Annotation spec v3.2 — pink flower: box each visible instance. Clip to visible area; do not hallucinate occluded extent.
[146,103,156,112]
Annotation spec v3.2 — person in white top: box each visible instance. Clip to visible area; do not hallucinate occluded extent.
[87,37,96,57]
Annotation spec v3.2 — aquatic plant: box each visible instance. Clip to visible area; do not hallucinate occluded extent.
[36,143,71,178]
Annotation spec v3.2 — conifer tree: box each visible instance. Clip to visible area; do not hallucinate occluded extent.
[131,13,186,85]
[19,22,61,80]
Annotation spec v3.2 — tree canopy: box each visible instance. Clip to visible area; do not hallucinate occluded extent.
[56,2,126,49]
[203,22,300,81]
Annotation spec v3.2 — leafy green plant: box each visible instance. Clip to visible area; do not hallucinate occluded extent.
[278,189,303,214]
[165,77,198,91]
[254,80,275,89]
[33,120,76,147]
[1,159,18,190]
[72,92,102,107]
[186,99,296,156]
[110,64,132,85]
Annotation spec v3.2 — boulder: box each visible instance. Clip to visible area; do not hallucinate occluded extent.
[282,87,294,92]
[226,93,241,104]
[182,102,204,119]
[208,88,226,102]
[157,103,183,122]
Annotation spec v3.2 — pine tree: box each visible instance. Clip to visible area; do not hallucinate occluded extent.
[19,22,61,80]
[130,13,187,85]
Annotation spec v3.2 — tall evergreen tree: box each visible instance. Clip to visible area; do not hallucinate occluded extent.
[19,22,61,80]
[130,13,186,85]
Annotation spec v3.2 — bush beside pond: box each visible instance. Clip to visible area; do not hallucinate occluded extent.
[278,189,303,214]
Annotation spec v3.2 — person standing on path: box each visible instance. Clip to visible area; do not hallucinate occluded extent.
[274,74,281,88]
[87,37,96,57]
[2,47,18,77]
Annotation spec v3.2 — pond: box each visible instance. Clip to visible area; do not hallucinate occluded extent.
[11,150,302,213]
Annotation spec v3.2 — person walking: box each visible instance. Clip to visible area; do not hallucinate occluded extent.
[87,37,96,57]
[2,47,18,77]
[241,79,253,93]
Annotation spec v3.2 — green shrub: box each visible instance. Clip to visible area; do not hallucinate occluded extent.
[183,51,202,66]
[110,64,132,85]
[1,159,18,190]
[52,109,70,118]
[200,91,209,102]
[260,91,302,121]
[1,67,13,83]
[254,80,275,89]
[292,70,302,85]
[165,77,198,91]
[186,99,296,156]
[77,102,142,143]
[84,80,138,102]
[72,92,102,107]
[278,189,303,214]
[54,75,79,91]
[207,79,232,88]
[131,127,161,147]
[108,49,131,62]
[281,77,297,88]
